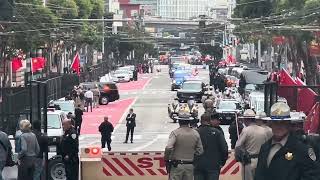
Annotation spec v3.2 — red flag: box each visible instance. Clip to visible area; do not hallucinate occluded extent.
[304,102,320,134]
[32,57,46,72]
[71,53,80,75]
[11,57,23,72]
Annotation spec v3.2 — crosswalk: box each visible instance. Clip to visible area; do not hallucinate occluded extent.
[120,89,176,96]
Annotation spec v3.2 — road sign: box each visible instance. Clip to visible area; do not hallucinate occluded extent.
[81,151,241,180]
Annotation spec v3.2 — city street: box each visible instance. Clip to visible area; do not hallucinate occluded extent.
[79,66,231,151]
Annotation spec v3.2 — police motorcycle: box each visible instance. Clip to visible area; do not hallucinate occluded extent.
[168,97,199,123]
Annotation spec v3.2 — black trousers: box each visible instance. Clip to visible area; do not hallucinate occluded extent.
[86,98,93,112]
[75,119,82,134]
[194,169,220,180]
[64,158,79,180]
[125,127,135,142]
[18,156,36,180]
[101,136,112,151]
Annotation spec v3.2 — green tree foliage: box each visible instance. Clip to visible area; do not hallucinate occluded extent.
[75,0,93,19]
[233,0,273,18]
[90,0,104,19]
[233,0,320,85]
[48,0,79,18]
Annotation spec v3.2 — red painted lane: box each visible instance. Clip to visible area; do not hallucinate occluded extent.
[117,75,151,91]
[81,98,135,135]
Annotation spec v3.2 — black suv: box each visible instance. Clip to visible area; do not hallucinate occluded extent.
[80,82,120,105]
[216,99,243,125]
[177,81,205,102]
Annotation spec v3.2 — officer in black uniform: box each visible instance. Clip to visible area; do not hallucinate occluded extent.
[60,119,79,180]
[254,102,320,180]
[290,112,320,162]
[194,113,228,180]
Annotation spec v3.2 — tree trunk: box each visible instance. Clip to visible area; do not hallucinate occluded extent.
[296,40,317,85]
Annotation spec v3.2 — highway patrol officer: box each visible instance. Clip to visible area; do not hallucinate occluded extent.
[254,102,320,180]
[60,119,79,180]
[255,111,273,140]
[290,112,320,162]
[165,111,204,180]
[235,109,270,180]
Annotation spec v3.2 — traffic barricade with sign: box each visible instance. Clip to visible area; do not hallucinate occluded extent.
[80,147,241,180]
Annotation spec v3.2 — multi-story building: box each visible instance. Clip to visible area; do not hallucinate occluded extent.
[157,0,210,19]
[118,0,141,18]
[131,0,157,16]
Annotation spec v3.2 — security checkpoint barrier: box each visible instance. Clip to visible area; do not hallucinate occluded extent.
[80,148,241,180]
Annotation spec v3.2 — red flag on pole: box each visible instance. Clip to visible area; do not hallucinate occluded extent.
[71,53,80,75]
[31,57,46,72]
[12,57,23,72]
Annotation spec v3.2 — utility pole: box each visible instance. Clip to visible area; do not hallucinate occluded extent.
[102,15,105,55]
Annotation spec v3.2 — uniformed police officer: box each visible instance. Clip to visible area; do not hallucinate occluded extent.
[60,119,79,180]
[165,111,204,180]
[254,102,320,180]
[290,112,320,162]
[235,109,270,180]
[255,111,273,140]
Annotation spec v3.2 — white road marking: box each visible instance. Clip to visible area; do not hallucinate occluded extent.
[142,77,153,90]
[129,136,160,151]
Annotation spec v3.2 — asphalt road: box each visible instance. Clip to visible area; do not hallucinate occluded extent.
[79,65,232,151]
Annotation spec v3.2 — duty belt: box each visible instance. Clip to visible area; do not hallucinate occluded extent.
[175,160,193,164]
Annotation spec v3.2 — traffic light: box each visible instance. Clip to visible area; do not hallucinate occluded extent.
[0,0,14,21]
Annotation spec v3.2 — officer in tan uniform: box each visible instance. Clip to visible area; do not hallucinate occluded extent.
[255,111,273,140]
[235,109,270,180]
[165,111,204,180]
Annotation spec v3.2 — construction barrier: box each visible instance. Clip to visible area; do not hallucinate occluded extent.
[80,148,241,180]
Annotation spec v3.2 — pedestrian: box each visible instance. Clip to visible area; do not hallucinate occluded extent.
[235,109,272,180]
[92,85,100,108]
[60,119,79,180]
[210,113,224,136]
[229,117,244,149]
[164,111,203,180]
[124,108,136,143]
[17,120,40,180]
[67,112,75,127]
[0,128,14,180]
[133,67,138,81]
[84,88,93,112]
[203,94,215,113]
[254,102,320,180]
[194,113,228,180]
[255,111,273,140]
[99,116,114,151]
[74,104,83,134]
[289,112,320,162]
[32,121,48,180]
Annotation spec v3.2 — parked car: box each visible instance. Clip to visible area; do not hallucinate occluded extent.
[80,82,120,105]
[118,66,134,80]
[177,80,205,102]
[216,99,242,125]
[51,99,75,116]
[112,70,131,82]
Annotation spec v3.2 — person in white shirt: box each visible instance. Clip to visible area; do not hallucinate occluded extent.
[84,88,94,112]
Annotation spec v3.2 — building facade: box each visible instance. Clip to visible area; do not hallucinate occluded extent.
[157,0,210,19]
[131,0,157,16]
